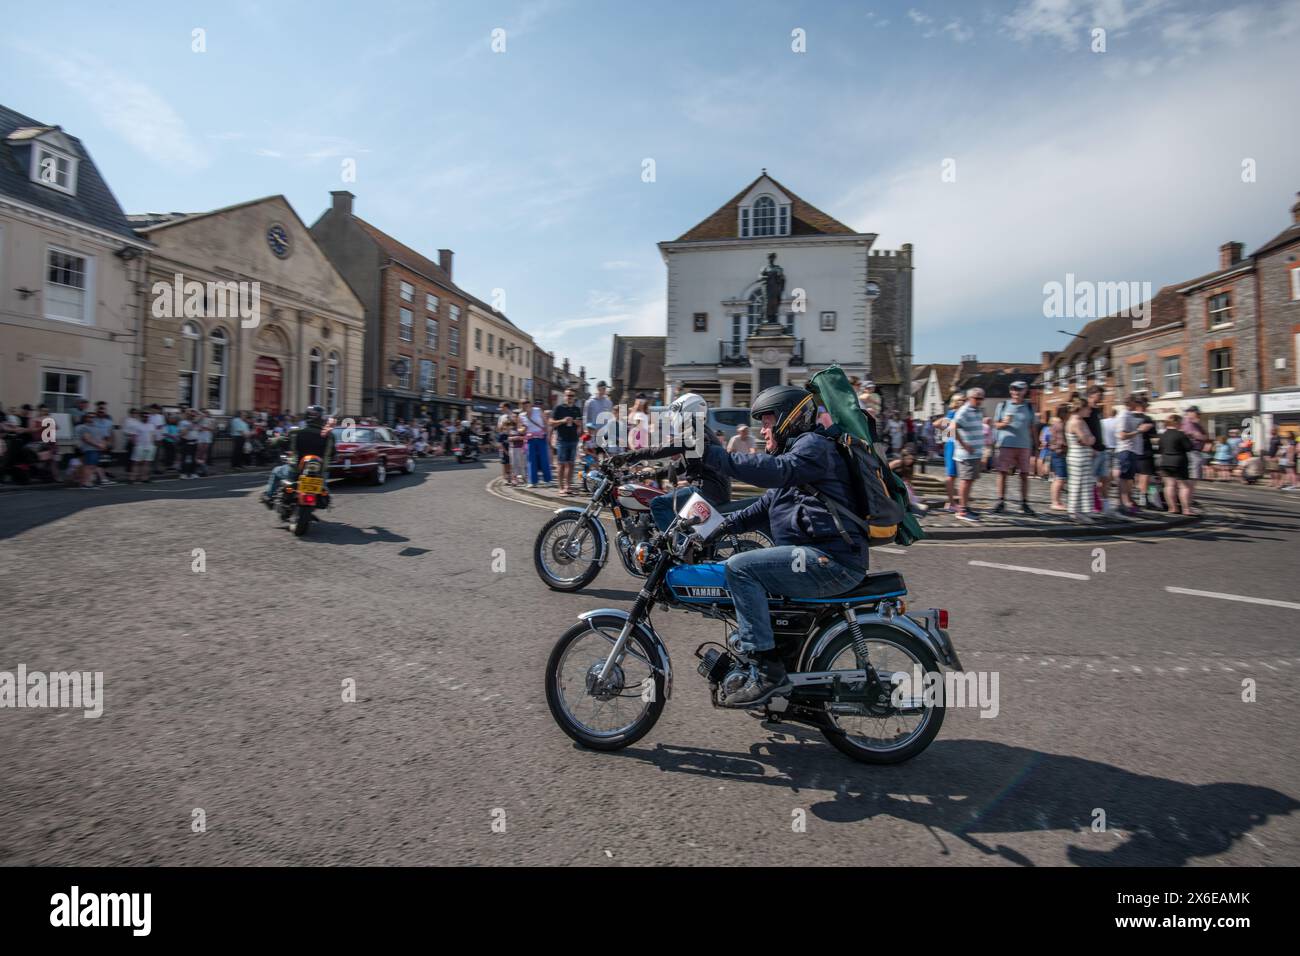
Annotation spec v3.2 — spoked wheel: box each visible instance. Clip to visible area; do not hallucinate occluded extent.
[404,456,416,474]
[545,618,665,751]
[533,513,603,591]
[711,529,773,560]
[291,505,312,536]
[371,461,387,485]
[811,626,944,764]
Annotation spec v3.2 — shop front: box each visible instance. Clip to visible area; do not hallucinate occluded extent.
[1262,390,1300,439]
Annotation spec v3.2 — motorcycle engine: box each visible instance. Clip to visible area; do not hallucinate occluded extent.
[696,645,755,703]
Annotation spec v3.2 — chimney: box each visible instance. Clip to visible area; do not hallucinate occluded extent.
[438,249,453,278]
[1292,191,1300,224]
[959,354,979,380]
[1219,241,1244,270]
[330,190,353,216]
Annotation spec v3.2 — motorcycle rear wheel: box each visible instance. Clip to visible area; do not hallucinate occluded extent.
[291,505,312,536]
[534,513,603,591]
[545,618,665,751]
[810,626,945,765]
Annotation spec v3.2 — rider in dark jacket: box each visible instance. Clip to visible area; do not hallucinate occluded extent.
[261,405,334,505]
[698,385,868,705]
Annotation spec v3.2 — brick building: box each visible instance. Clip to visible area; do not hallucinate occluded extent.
[1040,190,1300,441]
[310,191,469,423]
[1254,193,1300,435]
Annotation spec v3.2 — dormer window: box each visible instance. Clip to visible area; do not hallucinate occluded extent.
[32,144,78,195]
[739,193,791,238]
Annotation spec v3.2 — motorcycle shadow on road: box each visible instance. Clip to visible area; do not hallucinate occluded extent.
[290,520,411,546]
[615,736,1297,866]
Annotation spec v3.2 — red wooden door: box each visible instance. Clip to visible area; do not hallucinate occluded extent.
[254,357,282,412]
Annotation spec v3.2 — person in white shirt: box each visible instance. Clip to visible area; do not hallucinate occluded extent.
[229,410,251,470]
[727,424,756,454]
[124,409,157,483]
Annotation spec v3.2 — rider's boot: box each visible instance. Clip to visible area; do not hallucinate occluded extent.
[726,652,792,707]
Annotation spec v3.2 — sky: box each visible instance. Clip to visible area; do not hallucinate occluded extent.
[4,0,1299,384]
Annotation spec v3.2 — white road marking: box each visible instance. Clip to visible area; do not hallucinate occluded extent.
[968,560,1090,581]
[1164,587,1300,611]
[875,547,907,554]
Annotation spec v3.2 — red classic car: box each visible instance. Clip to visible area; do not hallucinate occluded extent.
[329,425,415,484]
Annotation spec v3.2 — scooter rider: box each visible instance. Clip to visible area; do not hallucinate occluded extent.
[260,405,334,506]
[698,385,868,705]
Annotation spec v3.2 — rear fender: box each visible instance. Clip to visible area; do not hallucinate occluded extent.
[798,611,958,673]
[576,609,672,700]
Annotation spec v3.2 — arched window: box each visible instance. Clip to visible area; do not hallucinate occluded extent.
[179,321,201,407]
[753,196,776,237]
[206,328,228,412]
[326,351,340,411]
[308,348,322,406]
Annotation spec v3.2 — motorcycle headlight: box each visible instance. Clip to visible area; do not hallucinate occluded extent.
[633,542,652,568]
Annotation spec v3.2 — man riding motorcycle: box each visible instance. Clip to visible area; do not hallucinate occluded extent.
[260,405,335,507]
[696,385,869,705]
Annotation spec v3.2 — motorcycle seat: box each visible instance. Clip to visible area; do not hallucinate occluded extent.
[783,570,906,605]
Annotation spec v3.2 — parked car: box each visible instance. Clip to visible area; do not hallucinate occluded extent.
[329,425,415,485]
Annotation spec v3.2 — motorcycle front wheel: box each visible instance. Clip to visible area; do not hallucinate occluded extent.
[534,513,603,591]
[545,618,665,751]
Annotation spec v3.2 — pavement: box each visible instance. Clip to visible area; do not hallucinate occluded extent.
[1,458,1297,866]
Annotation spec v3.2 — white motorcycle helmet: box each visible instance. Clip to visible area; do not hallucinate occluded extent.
[666,392,709,450]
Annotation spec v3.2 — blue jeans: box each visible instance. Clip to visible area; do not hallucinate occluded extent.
[527,437,552,484]
[724,546,863,653]
[265,463,292,497]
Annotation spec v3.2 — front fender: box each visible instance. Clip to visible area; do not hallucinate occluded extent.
[577,608,672,700]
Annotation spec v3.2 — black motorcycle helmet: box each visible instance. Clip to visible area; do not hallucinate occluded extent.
[750,384,817,453]
[304,404,325,423]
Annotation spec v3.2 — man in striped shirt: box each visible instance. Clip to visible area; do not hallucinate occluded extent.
[951,387,986,522]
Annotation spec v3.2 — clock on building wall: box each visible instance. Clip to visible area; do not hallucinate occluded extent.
[266,223,291,258]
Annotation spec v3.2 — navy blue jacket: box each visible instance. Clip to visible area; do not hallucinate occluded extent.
[701,428,867,568]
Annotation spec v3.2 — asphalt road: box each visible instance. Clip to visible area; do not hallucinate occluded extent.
[1,463,1297,866]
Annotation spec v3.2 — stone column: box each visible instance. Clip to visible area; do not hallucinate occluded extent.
[719,380,734,405]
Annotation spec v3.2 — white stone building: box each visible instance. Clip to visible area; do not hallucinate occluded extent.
[658,171,913,410]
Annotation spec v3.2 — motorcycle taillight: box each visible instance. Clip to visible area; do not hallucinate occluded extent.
[300,494,317,505]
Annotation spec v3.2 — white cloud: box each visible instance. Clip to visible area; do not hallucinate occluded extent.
[1004,0,1174,49]
[42,51,208,170]
[944,19,975,42]
[532,292,665,382]
[908,9,934,27]
[838,32,1299,342]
